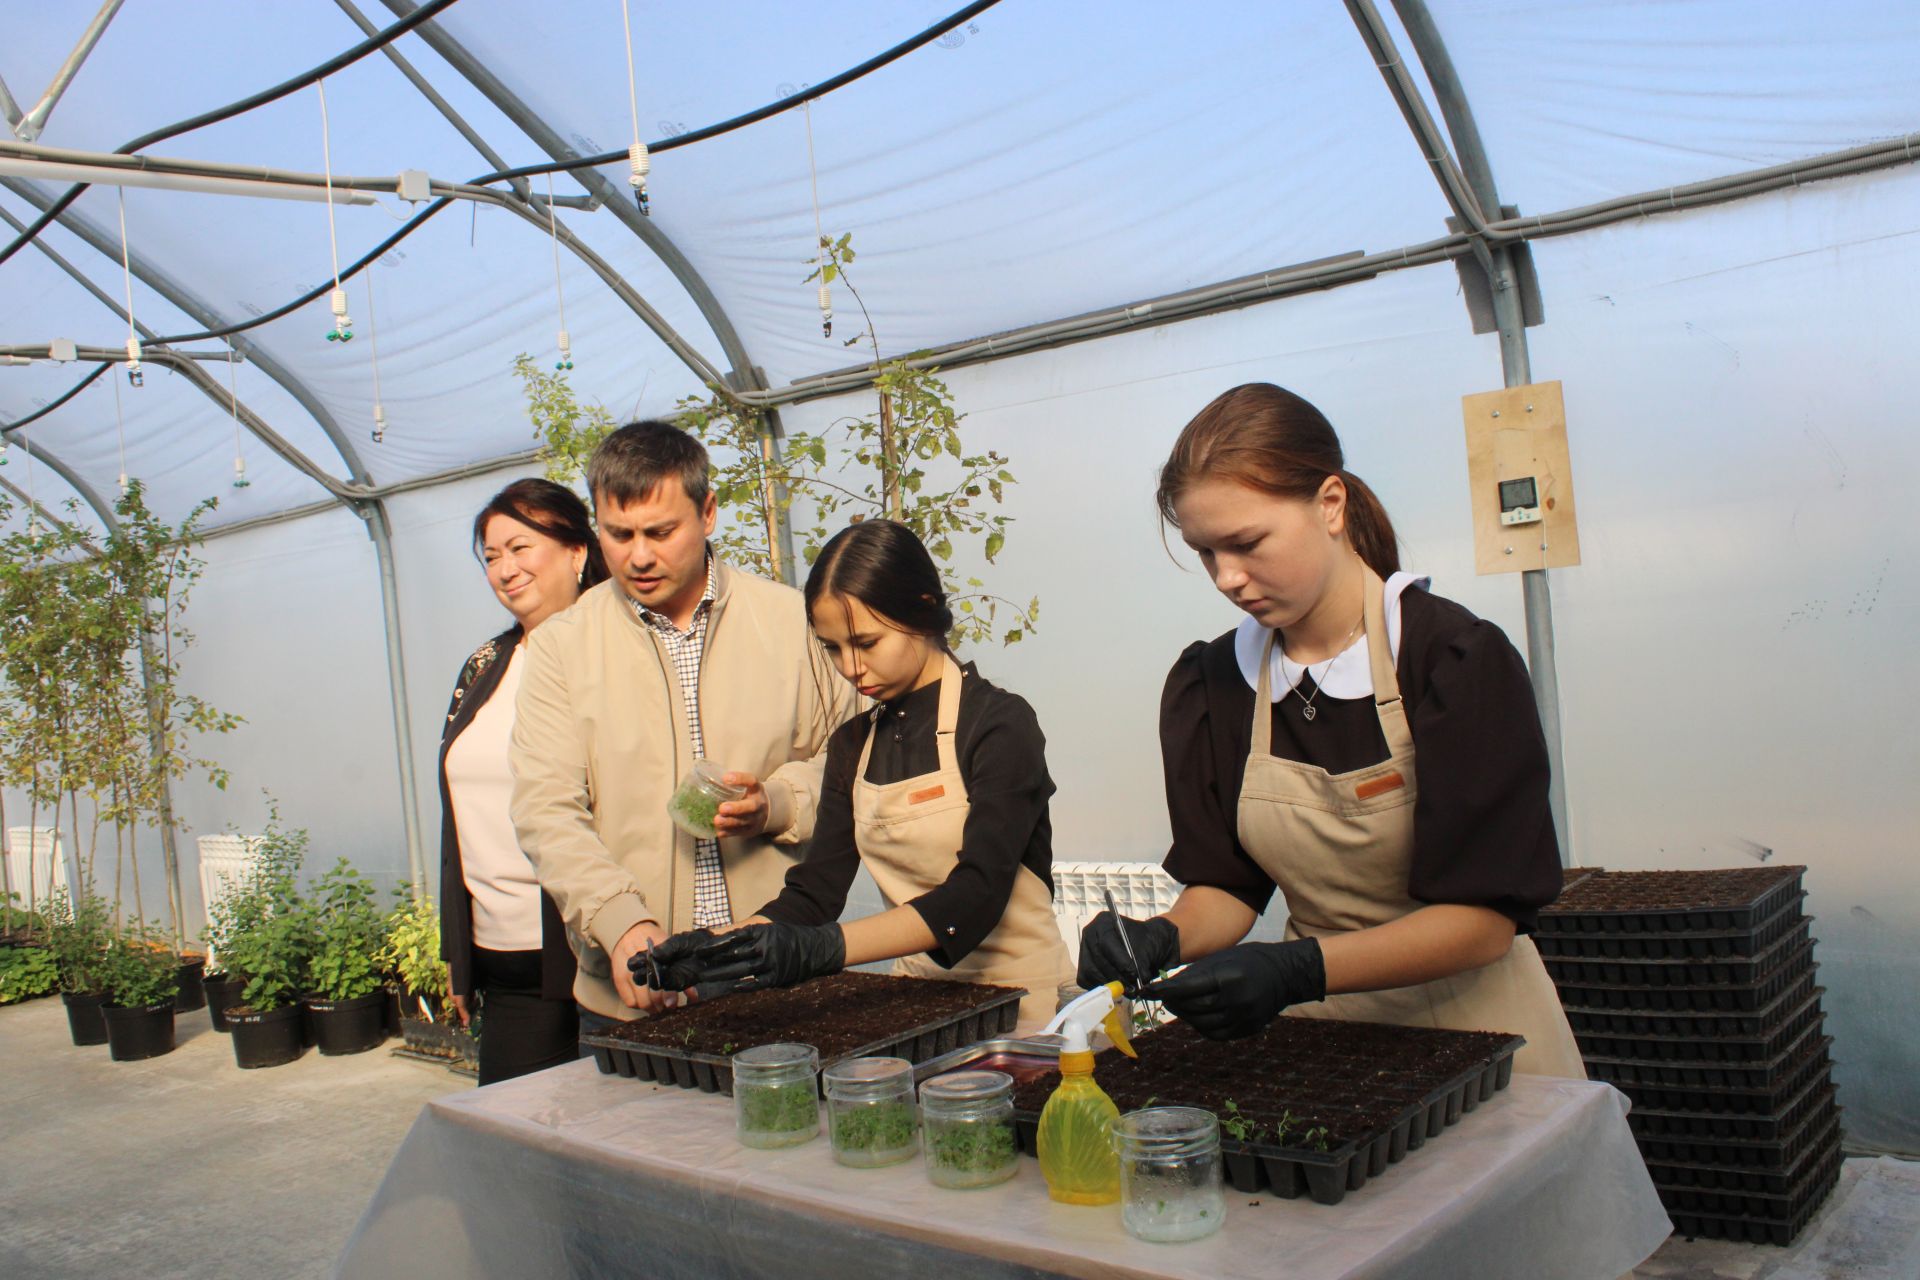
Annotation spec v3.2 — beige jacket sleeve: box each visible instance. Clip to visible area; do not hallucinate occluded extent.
[509,621,656,958]
[762,640,864,844]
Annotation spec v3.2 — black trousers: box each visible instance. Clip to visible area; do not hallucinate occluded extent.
[472,947,580,1087]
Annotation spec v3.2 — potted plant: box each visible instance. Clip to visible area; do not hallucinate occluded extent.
[220,822,311,1069]
[377,894,472,1062]
[44,884,115,1046]
[302,859,389,1055]
[0,890,56,1007]
[98,921,181,1061]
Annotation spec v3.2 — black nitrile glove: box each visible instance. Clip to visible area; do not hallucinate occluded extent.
[1077,911,1182,994]
[1136,938,1326,1041]
[639,921,846,996]
[631,927,720,991]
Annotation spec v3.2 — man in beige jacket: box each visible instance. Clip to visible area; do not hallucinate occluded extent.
[510,421,859,1023]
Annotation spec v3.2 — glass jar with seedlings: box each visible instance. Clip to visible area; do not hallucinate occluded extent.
[919,1069,1019,1190]
[732,1043,820,1149]
[1111,1107,1225,1244]
[823,1056,919,1168]
[668,759,746,840]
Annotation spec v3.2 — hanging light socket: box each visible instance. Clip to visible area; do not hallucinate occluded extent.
[628,142,650,215]
[372,404,387,444]
[326,286,354,342]
[125,336,143,386]
[232,456,250,489]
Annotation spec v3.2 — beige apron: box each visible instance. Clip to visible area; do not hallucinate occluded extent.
[1237,570,1585,1078]
[853,656,1074,1032]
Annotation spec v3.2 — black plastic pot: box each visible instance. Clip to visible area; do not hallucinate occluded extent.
[227,1003,305,1068]
[203,972,247,1033]
[62,989,110,1046]
[173,956,207,1012]
[101,1000,177,1061]
[303,991,389,1055]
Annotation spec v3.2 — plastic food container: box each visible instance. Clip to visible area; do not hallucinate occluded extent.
[668,759,746,839]
[1111,1107,1225,1243]
[823,1056,919,1168]
[920,1069,1019,1189]
[732,1043,820,1149]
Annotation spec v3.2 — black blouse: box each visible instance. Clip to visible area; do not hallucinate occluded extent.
[759,662,1055,967]
[1161,585,1561,932]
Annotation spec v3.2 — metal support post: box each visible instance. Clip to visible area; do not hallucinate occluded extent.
[362,501,428,897]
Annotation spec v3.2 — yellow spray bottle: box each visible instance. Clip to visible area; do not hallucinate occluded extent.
[1036,980,1138,1205]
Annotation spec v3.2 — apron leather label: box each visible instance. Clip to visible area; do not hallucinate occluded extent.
[908,784,946,805]
[1354,771,1405,800]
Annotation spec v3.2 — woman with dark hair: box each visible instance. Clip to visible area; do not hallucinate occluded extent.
[1078,383,1583,1077]
[439,477,609,1084]
[643,520,1073,1030]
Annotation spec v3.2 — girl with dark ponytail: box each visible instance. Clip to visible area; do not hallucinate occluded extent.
[1079,383,1584,1078]
[642,520,1074,1030]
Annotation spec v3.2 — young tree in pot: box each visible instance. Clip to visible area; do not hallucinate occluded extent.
[45,884,115,1046]
[98,920,181,1061]
[203,809,303,1035]
[302,859,390,1056]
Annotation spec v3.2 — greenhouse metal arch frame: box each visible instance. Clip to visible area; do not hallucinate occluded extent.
[4,1,1917,1155]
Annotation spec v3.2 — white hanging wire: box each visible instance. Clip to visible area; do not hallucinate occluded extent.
[110,362,129,493]
[619,0,650,214]
[545,173,573,370]
[366,260,387,442]
[803,101,832,338]
[318,79,353,342]
[116,189,142,385]
[226,345,249,488]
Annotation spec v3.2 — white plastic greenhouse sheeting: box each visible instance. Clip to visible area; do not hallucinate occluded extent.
[1,3,1915,1154]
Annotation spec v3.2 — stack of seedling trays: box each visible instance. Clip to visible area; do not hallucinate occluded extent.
[1540,866,1841,1245]
[581,971,1024,1094]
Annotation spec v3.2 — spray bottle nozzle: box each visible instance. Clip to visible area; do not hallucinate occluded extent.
[1041,980,1137,1059]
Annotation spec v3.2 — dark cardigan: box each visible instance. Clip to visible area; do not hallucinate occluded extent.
[439,623,577,1001]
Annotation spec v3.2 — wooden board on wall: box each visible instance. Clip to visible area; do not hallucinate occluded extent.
[1462,381,1581,575]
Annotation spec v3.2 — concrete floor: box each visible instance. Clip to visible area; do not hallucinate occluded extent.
[0,993,464,1280]
[3,992,1913,1279]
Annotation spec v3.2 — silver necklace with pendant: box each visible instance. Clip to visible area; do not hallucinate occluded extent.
[1283,614,1364,722]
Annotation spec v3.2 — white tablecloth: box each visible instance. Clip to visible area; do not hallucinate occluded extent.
[338,1060,1670,1280]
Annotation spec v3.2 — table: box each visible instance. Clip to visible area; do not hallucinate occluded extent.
[338,1060,1671,1279]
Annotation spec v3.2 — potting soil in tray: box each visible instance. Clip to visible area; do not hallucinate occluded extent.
[1539,866,1806,934]
[1008,1016,1524,1207]
[583,971,1025,1095]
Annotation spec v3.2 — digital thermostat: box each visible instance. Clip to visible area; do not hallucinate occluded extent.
[1498,476,1542,526]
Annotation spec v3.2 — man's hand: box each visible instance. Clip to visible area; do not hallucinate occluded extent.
[448,993,471,1027]
[713,772,770,839]
[610,920,673,1012]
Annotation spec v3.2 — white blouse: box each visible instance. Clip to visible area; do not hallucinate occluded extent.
[444,643,544,951]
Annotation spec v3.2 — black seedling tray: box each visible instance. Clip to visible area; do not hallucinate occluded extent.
[1573,987,1825,1063]
[1636,1086,1839,1168]
[1011,1036,1522,1207]
[1584,1019,1825,1090]
[1543,919,1811,988]
[1562,968,1817,1040]
[583,988,1022,1096]
[1553,937,1815,1011]
[1536,894,1806,960]
[1654,1135,1842,1219]
[1610,1034,1831,1115]
[1645,1115,1842,1194]
[1540,867,1806,936]
[1665,1146,1841,1248]
[1628,1074,1834,1142]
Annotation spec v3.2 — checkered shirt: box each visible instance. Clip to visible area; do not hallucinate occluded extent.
[634,556,731,927]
